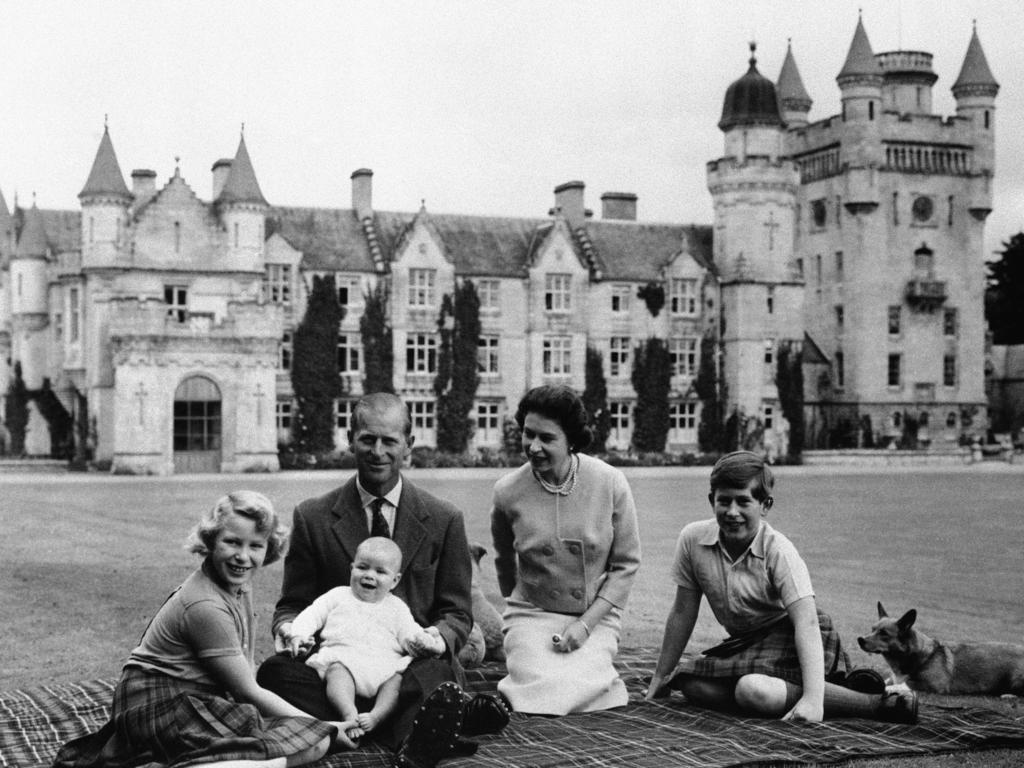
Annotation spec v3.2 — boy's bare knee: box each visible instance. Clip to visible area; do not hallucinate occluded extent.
[734,674,787,714]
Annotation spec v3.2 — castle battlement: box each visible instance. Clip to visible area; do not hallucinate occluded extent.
[107,297,282,339]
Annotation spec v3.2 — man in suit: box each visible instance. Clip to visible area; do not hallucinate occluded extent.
[257,393,509,768]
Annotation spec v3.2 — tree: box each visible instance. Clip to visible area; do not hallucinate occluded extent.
[695,331,724,453]
[775,338,805,459]
[30,378,73,459]
[630,337,671,452]
[986,232,1024,345]
[360,280,394,394]
[583,346,610,453]
[4,361,29,456]
[434,281,481,453]
[291,274,343,454]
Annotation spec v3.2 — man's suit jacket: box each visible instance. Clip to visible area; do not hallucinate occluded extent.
[273,476,473,657]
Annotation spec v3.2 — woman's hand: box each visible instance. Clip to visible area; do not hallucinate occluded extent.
[328,721,360,749]
[553,619,590,653]
[644,674,671,701]
[782,695,823,723]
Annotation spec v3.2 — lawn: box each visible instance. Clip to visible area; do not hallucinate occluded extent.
[3,464,1023,767]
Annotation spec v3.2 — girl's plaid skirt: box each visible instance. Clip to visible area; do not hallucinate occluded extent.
[52,665,336,768]
[671,609,851,686]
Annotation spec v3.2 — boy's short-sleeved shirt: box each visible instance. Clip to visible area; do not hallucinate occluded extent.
[125,561,254,685]
[671,518,813,635]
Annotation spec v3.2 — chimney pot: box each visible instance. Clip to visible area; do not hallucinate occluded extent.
[352,168,373,220]
[553,180,586,227]
[131,169,157,205]
[601,192,638,221]
[211,158,232,200]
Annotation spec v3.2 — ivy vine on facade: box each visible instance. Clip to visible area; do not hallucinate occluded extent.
[583,345,610,453]
[291,274,343,454]
[630,337,672,452]
[360,281,394,396]
[433,280,482,453]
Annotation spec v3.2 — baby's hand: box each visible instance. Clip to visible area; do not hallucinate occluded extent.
[408,627,445,657]
[288,635,314,658]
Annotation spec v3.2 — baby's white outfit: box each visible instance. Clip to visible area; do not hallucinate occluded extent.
[291,586,424,698]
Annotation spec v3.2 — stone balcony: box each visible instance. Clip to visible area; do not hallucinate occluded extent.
[905,279,947,312]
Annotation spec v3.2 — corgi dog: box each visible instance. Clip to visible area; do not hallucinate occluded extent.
[857,602,1024,695]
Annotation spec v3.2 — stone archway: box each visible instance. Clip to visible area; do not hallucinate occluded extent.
[173,375,222,474]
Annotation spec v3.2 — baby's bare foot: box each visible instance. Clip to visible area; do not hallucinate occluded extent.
[356,712,379,732]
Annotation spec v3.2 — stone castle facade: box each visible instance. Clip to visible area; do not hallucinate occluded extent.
[0,18,997,472]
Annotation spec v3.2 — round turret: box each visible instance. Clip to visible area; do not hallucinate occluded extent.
[719,43,784,132]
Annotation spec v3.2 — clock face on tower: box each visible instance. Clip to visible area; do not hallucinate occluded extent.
[912,195,934,223]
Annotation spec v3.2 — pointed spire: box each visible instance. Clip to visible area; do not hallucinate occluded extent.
[953,22,999,96]
[216,132,268,206]
[15,203,48,258]
[777,39,812,112]
[78,124,131,200]
[837,15,881,81]
[0,187,12,263]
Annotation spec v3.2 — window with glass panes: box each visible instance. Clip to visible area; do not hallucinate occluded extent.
[835,350,845,388]
[406,333,438,373]
[544,274,572,311]
[410,400,435,444]
[669,402,698,442]
[943,308,958,337]
[337,275,362,309]
[609,337,630,377]
[337,333,361,374]
[670,337,698,377]
[69,287,80,342]
[609,401,631,444]
[475,401,501,444]
[477,335,499,375]
[262,264,292,305]
[476,279,500,312]
[165,285,188,322]
[943,354,957,386]
[611,284,631,313]
[888,306,901,335]
[280,332,293,371]
[335,399,353,433]
[888,353,902,387]
[669,278,698,316]
[276,400,292,433]
[764,339,775,382]
[543,336,572,375]
[408,269,436,308]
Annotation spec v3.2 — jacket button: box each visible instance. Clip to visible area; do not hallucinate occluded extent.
[568,543,581,555]
[571,589,583,599]
[543,545,554,556]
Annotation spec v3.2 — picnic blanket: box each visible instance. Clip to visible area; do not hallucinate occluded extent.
[4,648,1024,768]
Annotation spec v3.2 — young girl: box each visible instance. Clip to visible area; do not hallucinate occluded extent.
[645,451,918,724]
[286,537,445,740]
[53,490,351,768]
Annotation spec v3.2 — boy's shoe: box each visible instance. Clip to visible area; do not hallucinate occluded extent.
[461,692,512,736]
[393,681,465,768]
[842,668,887,695]
[876,689,919,724]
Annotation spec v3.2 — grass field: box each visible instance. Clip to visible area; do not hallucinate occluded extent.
[3,464,1023,767]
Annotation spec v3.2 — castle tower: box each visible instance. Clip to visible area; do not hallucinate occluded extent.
[10,203,50,388]
[707,43,801,425]
[777,41,812,129]
[953,23,999,181]
[215,132,268,272]
[79,124,132,270]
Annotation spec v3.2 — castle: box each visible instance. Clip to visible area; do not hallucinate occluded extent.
[0,17,998,473]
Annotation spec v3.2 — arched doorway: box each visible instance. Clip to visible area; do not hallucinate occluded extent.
[173,376,222,473]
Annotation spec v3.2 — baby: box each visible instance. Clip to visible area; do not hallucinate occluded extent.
[287,536,445,738]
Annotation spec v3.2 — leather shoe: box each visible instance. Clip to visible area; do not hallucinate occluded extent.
[876,689,919,724]
[461,692,512,736]
[842,668,887,695]
[392,682,465,768]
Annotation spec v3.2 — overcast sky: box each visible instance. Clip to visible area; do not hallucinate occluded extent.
[0,0,1018,258]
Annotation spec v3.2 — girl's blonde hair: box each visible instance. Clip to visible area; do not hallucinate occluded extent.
[186,490,289,566]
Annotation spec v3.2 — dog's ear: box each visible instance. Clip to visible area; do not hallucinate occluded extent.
[877,601,888,618]
[896,609,917,633]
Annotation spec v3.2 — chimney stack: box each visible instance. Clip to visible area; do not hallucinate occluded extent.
[601,192,637,221]
[351,168,373,220]
[553,181,586,228]
[131,169,157,206]
[211,158,232,200]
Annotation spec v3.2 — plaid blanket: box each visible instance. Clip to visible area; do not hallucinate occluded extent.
[4,649,1024,768]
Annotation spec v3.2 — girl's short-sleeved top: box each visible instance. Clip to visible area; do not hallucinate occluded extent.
[671,519,813,635]
[125,560,254,686]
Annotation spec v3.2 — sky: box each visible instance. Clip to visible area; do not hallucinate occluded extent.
[0,0,1019,258]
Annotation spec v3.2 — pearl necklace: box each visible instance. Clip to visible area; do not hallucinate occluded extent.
[534,454,579,496]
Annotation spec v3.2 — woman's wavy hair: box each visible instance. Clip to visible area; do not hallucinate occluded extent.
[514,384,593,452]
[185,490,289,566]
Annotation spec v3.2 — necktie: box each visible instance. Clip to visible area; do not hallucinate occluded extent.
[370,497,390,538]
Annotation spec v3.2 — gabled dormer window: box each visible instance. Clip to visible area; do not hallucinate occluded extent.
[669,278,698,316]
[544,274,572,312]
[408,268,436,308]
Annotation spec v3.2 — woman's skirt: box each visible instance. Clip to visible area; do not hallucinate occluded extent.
[671,608,851,686]
[498,598,628,715]
[51,666,335,768]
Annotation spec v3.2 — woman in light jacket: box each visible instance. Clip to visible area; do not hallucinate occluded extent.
[490,385,641,715]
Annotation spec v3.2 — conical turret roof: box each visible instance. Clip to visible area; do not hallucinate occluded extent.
[78,125,131,200]
[216,134,268,206]
[0,188,11,263]
[15,204,48,258]
[777,41,812,110]
[953,24,999,94]
[719,43,783,131]
[837,16,881,81]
